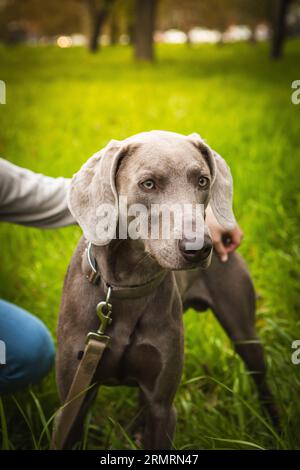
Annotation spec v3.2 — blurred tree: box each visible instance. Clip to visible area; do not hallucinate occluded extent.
[1,0,298,58]
[158,0,239,44]
[232,0,274,44]
[134,0,157,61]
[158,0,201,39]
[124,0,136,44]
[81,0,137,50]
[271,0,292,58]
[0,0,85,43]
[198,0,238,43]
[105,0,134,45]
[79,0,115,52]
[109,9,119,44]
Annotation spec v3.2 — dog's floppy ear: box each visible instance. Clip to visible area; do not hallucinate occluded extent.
[67,139,129,245]
[187,133,236,229]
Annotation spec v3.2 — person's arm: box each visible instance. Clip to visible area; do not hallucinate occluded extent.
[206,204,243,262]
[0,158,76,228]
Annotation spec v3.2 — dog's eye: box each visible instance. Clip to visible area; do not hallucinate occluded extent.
[141,179,156,190]
[198,176,209,189]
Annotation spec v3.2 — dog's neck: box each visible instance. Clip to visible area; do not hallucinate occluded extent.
[92,239,164,287]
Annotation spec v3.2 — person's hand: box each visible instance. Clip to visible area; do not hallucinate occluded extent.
[205,205,243,262]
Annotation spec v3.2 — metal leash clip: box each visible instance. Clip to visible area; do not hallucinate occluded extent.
[87,286,112,344]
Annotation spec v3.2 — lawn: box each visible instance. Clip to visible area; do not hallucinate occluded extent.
[0,40,300,450]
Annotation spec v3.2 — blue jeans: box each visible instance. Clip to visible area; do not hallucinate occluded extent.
[0,299,55,394]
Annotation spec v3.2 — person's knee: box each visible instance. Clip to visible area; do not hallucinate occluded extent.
[0,302,55,394]
[21,322,55,383]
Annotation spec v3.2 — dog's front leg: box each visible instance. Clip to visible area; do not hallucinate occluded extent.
[139,302,184,450]
[143,401,177,450]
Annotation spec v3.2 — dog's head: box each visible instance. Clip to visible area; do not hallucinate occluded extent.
[68,130,235,270]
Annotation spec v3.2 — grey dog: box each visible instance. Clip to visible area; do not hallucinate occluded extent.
[55,131,278,449]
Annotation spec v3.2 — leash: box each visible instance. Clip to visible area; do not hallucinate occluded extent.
[52,286,112,450]
[52,242,167,449]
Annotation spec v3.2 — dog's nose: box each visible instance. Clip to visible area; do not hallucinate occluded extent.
[179,234,213,262]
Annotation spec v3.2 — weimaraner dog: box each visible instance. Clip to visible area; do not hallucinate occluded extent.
[55,131,278,449]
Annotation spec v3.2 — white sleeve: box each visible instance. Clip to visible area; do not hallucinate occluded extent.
[0,158,76,228]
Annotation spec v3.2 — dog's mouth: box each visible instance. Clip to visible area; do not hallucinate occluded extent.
[179,248,213,270]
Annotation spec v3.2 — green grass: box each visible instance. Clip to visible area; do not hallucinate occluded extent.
[0,40,300,450]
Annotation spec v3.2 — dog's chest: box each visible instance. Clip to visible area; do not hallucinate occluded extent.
[94,303,176,387]
[95,321,163,386]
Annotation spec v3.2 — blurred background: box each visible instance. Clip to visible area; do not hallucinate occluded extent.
[1,0,300,58]
[0,0,300,450]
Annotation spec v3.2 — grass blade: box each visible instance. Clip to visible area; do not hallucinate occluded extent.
[0,398,10,450]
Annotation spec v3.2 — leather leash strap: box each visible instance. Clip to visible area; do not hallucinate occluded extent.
[51,336,108,450]
[52,283,113,450]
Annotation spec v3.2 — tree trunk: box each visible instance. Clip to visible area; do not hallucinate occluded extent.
[134,0,157,61]
[217,32,225,46]
[271,0,291,59]
[217,24,226,47]
[110,12,119,45]
[89,10,107,52]
[127,21,135,45]
[249,26,257,46]
[186,30,192,47]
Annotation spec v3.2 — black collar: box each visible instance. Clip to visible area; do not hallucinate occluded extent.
[82,242,167,300]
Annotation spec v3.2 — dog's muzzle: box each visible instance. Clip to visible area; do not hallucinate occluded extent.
[179,233,213,263]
